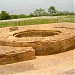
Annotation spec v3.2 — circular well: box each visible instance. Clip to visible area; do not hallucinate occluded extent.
[13,30,61,38]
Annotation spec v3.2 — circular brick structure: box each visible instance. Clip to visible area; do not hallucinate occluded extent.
[13,30,61,37]
[0,23,75,56]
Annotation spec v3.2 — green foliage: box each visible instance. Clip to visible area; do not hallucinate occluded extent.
[18,14,27,18]
[27,13,35,17]
[48,6,57,16]
[33,8,48,16]
[0,11,11,20]
[56,11,75,16]
[10,14,18,19]
[0,6,74,20]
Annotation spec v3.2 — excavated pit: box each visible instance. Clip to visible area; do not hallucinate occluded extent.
[13,30,61,37]
[0,23,75,65]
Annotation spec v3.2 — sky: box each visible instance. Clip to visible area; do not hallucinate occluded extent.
[0,0,74,15]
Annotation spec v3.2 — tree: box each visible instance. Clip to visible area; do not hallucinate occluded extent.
[10,14,18,19]
[48,6,57,16]
[18,14,26,18]
[57,11,75,16]
[69,12,75,15]
[0,11,11,20]
[33,8,48,16]
[28,13,36,17]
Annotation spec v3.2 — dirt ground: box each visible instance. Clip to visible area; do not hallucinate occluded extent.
[0,22,75,75]
[0,49,74,75]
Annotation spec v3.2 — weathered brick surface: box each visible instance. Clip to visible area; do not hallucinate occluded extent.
[0,23,75,56]
[9,27,18,32]
[0,46,35,65]
[0,30,75,55]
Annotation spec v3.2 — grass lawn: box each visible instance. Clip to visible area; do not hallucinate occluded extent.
[0,15,75,28]
[64,15,75,22]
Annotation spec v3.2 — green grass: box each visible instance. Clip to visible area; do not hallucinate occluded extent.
[64,15,75,22]
[0,15,75,28]
[0,18,61,28]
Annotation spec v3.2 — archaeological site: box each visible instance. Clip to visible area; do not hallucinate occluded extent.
[0,22,75,75]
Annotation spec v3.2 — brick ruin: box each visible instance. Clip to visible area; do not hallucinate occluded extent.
[0,23,75,65]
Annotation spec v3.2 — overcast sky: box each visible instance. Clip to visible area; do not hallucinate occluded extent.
[0,0,74,14]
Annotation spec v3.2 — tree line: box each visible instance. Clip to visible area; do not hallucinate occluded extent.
[0,6,74,20]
